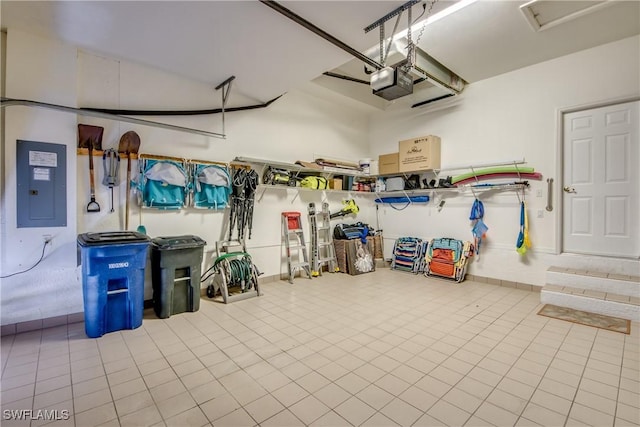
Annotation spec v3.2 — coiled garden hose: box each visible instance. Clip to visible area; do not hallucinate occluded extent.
[202,252,257,295]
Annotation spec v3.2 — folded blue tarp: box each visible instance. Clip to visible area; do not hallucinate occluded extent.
[374,196,430,204]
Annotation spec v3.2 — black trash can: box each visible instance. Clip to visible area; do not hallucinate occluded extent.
[77,231,150,338]
[151,235,206,318]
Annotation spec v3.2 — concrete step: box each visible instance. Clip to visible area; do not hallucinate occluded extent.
[546,266,640,297]
[541,284,640,322]
[549,255,639,277]
[543,266,639,321]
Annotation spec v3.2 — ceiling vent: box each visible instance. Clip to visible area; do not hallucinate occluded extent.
[520,0,617,31]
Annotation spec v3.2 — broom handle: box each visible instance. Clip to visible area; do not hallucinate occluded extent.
[125,154,131,230]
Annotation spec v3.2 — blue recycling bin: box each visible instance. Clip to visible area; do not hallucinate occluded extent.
[78,231,150,338]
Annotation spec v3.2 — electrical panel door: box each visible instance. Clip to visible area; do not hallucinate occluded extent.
[16,140,67,228]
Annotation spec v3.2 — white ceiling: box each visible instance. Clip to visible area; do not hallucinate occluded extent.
[2,0,639,110]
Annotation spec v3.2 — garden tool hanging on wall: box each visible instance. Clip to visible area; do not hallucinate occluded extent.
[102,149,120,213]
[78,124,104,213]
[117,131,141,229]
[329,199,359,219]
[469,198,488,256]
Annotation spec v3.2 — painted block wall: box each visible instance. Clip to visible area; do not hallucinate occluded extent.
[2,28,638,325]
[368,35,640,286]
[1,29,374,325]
[1,29,80,325]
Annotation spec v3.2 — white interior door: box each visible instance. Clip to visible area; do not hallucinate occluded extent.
[563,100,639,258]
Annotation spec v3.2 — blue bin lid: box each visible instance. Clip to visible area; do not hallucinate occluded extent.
[151,235,206,250]
[78,231,150,246]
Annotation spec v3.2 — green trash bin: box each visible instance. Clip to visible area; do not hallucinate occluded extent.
[151,235,206,318]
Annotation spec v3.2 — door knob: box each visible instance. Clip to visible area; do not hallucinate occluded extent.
[563,186,576,194]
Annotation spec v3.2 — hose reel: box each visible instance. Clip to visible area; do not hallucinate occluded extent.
[203,248,262,303]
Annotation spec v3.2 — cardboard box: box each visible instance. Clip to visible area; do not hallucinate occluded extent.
[333,240,348,274]
[398,135,441,172]
[372,234,384,260]
[378,153,399,175]
[329,178,343,190]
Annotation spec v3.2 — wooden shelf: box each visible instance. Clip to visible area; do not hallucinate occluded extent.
[77,148,138,159]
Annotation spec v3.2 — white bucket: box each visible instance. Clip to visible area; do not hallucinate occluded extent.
[359,158,372,175]
[369,160,379,175]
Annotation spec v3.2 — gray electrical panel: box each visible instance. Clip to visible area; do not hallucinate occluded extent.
[17,140,67,228]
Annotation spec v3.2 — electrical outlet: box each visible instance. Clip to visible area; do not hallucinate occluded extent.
[537,210,544,218]
[43,234,53,244]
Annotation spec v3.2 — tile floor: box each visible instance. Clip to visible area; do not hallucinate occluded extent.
[1,269,639,427]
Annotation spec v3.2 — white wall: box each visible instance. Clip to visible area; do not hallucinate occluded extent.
[369,35,640,285]
[1,29,373,325]
[1,30,6,289]
[3,28,638,325]
[1,29,80,325]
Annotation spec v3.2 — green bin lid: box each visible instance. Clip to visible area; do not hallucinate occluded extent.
[151,235,206,250]
[77,231,150,246]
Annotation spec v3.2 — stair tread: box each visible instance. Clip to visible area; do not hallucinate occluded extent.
[543,284,640,306]
[547,266,639,283]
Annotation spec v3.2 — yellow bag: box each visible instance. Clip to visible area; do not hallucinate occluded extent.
[300,176,328,189]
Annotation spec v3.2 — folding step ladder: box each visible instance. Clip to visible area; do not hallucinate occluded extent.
[309,202,338,276]
[282,212,312,283]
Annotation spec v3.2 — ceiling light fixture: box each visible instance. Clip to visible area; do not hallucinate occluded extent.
[423,0,478,26]
[391,0,478,44]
